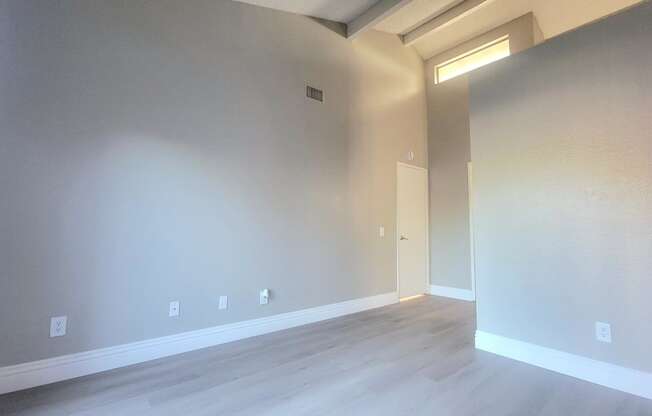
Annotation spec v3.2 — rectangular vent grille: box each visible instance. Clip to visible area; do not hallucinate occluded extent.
[306,86,324,102]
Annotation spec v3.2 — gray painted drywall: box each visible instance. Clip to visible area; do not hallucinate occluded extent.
[470,2,652,371]
[0,0,426,367]
[426,76,473,291]
[425,14,539,291]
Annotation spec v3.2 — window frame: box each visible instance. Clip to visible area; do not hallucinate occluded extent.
[434,35,511,84]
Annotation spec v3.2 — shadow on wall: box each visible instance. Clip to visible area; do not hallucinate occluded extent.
[309,17,347,37]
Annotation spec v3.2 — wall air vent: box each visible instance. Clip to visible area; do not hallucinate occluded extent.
[306,85,324,103]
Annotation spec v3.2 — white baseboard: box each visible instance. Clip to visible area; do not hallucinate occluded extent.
[475,330,652,400]
[429,285,475,301]
[0,292,398,395]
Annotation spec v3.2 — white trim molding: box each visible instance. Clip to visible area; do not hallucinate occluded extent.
[429,284,475,301]
[0,292,398,395]
[475,330,652,400]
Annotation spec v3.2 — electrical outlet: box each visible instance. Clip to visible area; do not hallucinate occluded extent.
[169,301,180,317]
[260,289,270,305]
[379,225,385,238]
[218,296,228,310]
[595,321,612,343]
[50,316,67,338]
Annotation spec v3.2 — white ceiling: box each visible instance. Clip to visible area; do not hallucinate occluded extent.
[232,0,379,23]
[409,0,531,59]
[374,0,463,34]
[530,0,643,39]
[233,0,646,60]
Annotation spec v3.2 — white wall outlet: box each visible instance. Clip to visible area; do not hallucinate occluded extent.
[50,316,67,338]
[218,295,228,310]
[595,321,612,343]
[169,301,180,317]
[260,289,270,305]
[379,225,385,238]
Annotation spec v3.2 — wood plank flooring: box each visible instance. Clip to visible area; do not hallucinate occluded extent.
[1,295,651,415]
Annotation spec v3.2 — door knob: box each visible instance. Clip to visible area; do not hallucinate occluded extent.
[400,235,408,241]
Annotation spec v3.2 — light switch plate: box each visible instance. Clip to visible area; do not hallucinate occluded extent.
[260,289,269,305]
[50,316,67,338]
[218,296,228,310]
[169,301,180,317]
[595,321,612,343]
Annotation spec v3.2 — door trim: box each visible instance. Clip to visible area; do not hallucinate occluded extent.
[396,162,430,300]
[467,162,477,300]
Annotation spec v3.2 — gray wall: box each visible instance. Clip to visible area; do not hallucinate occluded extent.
[470,2,652,371]
[426,14,540,291]
[426,76,472,291]
[0,0,427,367]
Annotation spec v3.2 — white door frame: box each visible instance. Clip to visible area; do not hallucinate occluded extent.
[396,162,430,300]
[467,162,477,300]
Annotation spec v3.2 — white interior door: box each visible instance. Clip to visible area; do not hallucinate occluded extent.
[397,163,429,299]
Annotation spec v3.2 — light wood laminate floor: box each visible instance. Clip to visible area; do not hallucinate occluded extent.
[1,296,651,415]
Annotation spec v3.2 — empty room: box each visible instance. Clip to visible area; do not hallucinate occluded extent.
[1,0,651,414]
